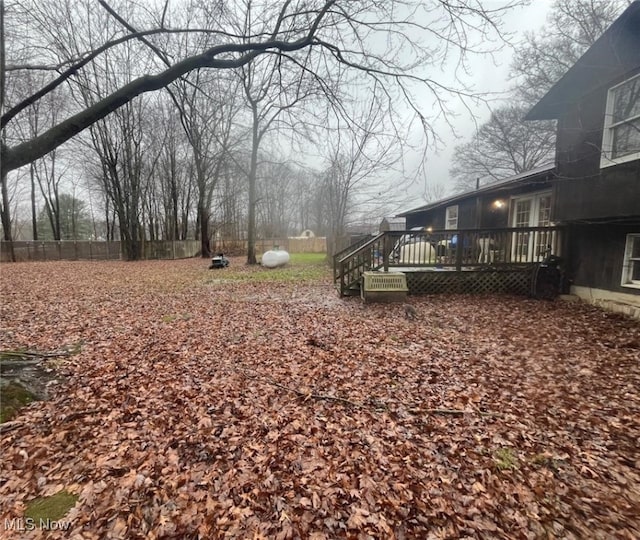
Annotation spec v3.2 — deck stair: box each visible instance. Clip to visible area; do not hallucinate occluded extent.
[333,233,386,296]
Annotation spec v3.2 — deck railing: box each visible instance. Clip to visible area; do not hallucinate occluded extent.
[334,233,387,296]
[334,226,564,295]
[332,234,381,280]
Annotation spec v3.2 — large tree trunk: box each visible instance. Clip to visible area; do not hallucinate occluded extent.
[199,204,210,258]
[30,164,37,240]
[0,169,15,261]
[0,5,12,261]
[246,104,259,265]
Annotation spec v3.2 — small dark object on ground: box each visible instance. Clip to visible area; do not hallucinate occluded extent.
[209,253,230,269]
[403,304,418,320]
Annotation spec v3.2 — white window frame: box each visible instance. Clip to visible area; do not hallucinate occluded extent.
[509,191,553,228]
[621,234,640,289]
[509,191,555,262]
[445,205,458,230]
[601,72,640,168]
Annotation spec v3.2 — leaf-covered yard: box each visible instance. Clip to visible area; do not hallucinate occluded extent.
[1,257,639,539]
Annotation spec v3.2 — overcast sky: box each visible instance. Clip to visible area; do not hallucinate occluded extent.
[397,0,554,211]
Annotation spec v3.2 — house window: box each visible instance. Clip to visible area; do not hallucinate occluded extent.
[445,205,458,229]
[621,234,640,289]
[601,72,640,168]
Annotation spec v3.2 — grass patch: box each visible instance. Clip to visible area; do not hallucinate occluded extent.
[24,490,78,522]
[288,253,327,265]
[248,265,328,282]
[161,313,192,323]
[207,252,329,284]
[0,381,37,423]
[494,447,519,471]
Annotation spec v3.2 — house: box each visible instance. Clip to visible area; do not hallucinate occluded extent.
[397,164,555,233]
[394,2,640,315]
[526,0,640,316]
[334,3,639,309]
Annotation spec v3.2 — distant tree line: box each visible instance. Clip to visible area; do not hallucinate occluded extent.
[0,0,527,260]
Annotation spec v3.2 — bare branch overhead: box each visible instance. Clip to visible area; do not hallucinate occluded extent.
[2,0,522,174]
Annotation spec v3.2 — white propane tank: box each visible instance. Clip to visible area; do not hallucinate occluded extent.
[261,249,290,268]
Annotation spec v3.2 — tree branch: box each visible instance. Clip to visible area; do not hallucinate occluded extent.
[2,34,321,172]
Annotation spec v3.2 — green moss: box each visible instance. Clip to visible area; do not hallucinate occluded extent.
[0,381,37,423]
[494,447,518,471]
[161,313,193,323]
[24,491,78,522]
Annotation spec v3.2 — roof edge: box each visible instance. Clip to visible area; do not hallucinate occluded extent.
[397,164,555,217]
[525,1,640,121]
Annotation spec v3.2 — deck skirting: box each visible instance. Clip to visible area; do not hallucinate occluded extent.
[397,267,536,296]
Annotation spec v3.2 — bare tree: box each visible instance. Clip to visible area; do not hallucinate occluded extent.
[212,159,247,251]
[450,104,555,191]
[170,71,241,257]
[86,99,159,260]
[152,100,194,241]
[16,74,72,240]
[2,0,521,175]
[239,49,320,264]
[421,177,447,203]
[1,0,14,256]
[255,158,303,238]
[1,0,527,261]
[511,0,630,106]
[318,87,401,238]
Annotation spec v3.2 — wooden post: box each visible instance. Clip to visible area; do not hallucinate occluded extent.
[383,233,390,272]
[455,233,463,271]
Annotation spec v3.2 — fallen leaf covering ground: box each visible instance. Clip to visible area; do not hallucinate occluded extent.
[1,257,639,539]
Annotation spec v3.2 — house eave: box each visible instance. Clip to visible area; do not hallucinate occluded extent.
[397,164,555,218]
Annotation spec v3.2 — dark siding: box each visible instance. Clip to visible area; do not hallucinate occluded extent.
[405,199,478,230]
[405,210,439,230]
[403,178,553,230]
[457,199,477,228]
[555,70,640,221]
[481,199,509,228]
[567,222,640,294]
[556,166,640,221]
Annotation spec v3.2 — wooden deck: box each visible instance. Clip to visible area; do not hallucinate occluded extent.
[333,227,564,297]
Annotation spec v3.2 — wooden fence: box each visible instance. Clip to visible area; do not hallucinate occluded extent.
[214,236,326,255]
[0,240,201,262]
[1,237,327,262]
